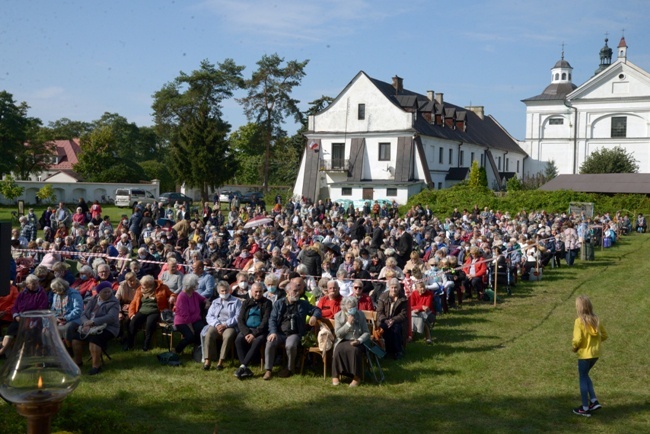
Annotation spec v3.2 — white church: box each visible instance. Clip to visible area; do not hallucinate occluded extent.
[522,36,650,175]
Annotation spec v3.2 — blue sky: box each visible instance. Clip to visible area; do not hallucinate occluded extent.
[2,0,648,141]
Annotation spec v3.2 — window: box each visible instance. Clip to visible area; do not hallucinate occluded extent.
[378,142,391,161]
[549,118,564,125]
[342,187,352,196]
[611,116,627,138]
[498,156,502,170]
[470,152,474,163]
[438,147,444,164]
[332,143,345,169]
[516,160,520,173]
[459,150,464,167]
[357,103,365,120]
[554,73,559,80]
[561,72,566,80]
[448,148,453,165]
[480,153,484,167]
[386,188,397,197]
[505,158,509,171]
[569,73,572,80]
[437,182,443,190]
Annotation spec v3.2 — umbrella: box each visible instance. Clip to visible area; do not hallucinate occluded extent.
[244,216,273,229]
[323,241,341,256]
[157,218,175,227]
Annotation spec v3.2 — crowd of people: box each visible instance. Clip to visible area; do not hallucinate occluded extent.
[2,195,639,385]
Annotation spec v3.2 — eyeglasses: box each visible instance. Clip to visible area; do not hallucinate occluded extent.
[353,286,362,289]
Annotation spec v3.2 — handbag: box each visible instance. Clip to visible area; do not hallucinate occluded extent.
[77,323,107,340]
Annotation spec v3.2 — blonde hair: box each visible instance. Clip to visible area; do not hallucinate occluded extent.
[576,295,600,333]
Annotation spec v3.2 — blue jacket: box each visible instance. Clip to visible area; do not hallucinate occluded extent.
[202,295,242,336]
[268,298,322,337]
[51,288,84,323]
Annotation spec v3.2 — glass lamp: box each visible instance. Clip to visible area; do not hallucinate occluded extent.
[0,310,81,434]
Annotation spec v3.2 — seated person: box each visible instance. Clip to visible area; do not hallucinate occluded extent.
[332,296,370,387]
[231,272,250,299]
[352,280,374,311]
[410,282,435,344]
[160,257,183,294]
[263,282,322,380]
[0,284,19,342]
[116,272,138,336]
[52,261,75,286]
[263,274,284,303]
[125,275,175,351]
[316,280,342,319]
[193,260,215,300]
[462,246,487,299]
[173,274,208,355]
[71,265,98,299]
[234,282,272,379]
[377,278,408,359]
[95,263,115,289]
[50,278,84,347]
[71,282,119,375]
[202,281,242,370]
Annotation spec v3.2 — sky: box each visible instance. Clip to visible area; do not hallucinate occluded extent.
[2,0,648,142]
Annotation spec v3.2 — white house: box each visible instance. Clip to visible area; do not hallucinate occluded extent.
[293,72,527,204]
[522,36,650,175]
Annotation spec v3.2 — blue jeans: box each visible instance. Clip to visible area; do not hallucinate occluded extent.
[566,249,578,266]
[578,358,598,407]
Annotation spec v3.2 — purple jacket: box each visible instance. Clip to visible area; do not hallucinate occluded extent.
[12,287,49,318]
[174,291,206,326]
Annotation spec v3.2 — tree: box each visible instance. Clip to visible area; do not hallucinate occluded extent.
[580,146,639,174]
[0,91,31,176]
[238,54,309,190]
[13,117,57,180]
[0,174,24,202]
[42,118,92,140]
[36,184,57,203]
[168,102,237,199]
[152,59,244,199]
[94,161,144,183]
[468,160,481,187]
[544,160,559,180]
[73,125,115,180]
[139,160,175,193]
[506,175,522,191]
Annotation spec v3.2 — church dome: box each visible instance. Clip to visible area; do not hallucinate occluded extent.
[553,59,572,68]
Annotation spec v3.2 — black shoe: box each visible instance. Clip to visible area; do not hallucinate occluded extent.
[122,343,132,351]
[215,364,224,371]
[589,400,602,411]
[202,364,210,371]
[242,367,254,378]
[234,366,245,379]
[88,366,102,376]
[142,345,149,352]
[572,406,591,417]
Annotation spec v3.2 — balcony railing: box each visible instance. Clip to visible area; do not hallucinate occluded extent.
[320,158,350,172]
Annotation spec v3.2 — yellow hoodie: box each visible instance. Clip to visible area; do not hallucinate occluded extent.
[572,318,608,359]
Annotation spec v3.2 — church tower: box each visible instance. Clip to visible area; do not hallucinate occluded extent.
[594,37,613,75]
[550,48,573,84]
[618,36,628,61]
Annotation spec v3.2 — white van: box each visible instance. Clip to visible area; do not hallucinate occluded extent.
[114,188,157,208]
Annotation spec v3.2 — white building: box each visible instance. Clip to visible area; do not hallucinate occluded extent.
[522,36,650,175]
[293,72,527,204]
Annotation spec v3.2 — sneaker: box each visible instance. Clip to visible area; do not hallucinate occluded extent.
[572,407,591,417]
[589,400,602,411]
[234,366,245,379]
[241,367,254,378]
[263,370,272,381]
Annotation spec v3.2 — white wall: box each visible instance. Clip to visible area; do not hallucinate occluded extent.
[0,180,160,205]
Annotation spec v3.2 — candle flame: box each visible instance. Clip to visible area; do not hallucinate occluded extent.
[37,376,43,389]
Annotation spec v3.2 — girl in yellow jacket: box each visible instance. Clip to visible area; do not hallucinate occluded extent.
[572,295,608,417]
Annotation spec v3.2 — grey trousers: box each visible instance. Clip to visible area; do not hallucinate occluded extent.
[203,326,236,362]
[264,333,300,372]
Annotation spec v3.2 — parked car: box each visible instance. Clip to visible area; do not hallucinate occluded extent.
[240,191,265,204]
[218,190,243,202]
[114,188,157,208]
[158,192,194,206]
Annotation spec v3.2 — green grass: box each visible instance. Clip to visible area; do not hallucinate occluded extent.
[1,235,649,433]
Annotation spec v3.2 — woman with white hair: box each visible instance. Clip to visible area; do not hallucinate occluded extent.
[160,257,183,294]
[0,274,49,357]
[172,274,207,354]
[332,296,369,387]
[50,277,84,345]
[71,265,98,298]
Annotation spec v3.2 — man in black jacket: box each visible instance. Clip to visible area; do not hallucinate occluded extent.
[234,283,272,379]
[395,225,413,269]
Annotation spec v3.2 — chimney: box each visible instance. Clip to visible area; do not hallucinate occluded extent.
[427,90,435,101]
[435,92,444,106]
[392,75,403,94]
[465,105,484,120]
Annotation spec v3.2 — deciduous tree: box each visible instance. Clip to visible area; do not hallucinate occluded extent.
[580,146,638,174]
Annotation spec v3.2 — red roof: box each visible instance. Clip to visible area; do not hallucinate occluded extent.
[618,36,627,48]
[49,138,81,170]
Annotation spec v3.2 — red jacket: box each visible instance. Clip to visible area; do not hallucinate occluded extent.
[128,280,175,318]
[409,290,433,312]
[463,257,487,279]
[0,285,19,322]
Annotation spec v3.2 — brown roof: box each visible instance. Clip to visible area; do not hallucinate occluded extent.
[539,174,650,194]
[49,139,81,170]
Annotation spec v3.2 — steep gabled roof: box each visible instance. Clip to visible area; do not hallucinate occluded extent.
[49,138,81,170]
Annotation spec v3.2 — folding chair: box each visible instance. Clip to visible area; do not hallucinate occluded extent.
[299,318,335,379]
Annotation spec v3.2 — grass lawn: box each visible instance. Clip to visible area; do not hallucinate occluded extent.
[1,234,649,433]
